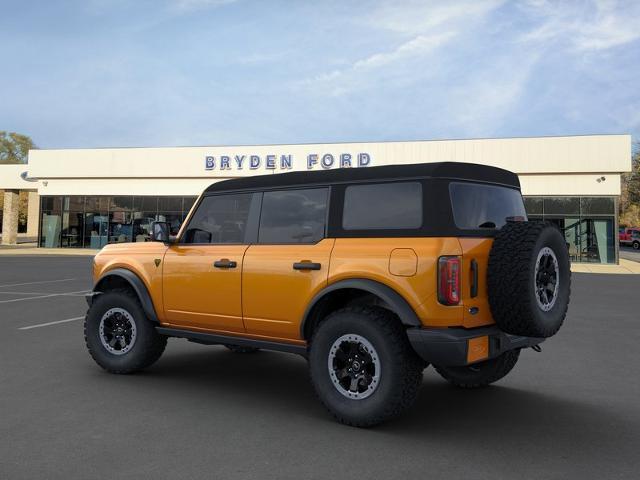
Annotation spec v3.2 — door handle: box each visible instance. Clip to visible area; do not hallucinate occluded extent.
[214,259,237,269]
[293,261,321,271]
[470,259,478,298]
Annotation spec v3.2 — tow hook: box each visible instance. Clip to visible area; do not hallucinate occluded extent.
[531,344,542,353]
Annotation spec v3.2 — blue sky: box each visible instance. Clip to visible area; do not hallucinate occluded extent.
[1,0,639,148]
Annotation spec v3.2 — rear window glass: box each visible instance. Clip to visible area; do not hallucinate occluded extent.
[449,182,526,230]
[343,182,422,230]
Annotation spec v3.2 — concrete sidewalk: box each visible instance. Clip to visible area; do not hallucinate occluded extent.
[571,258,640,274]
[0,247,98,256]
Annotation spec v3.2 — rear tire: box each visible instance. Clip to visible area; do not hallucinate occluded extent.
[84,289,167,374]
[434,349,520,388]
[633,241,640,250]
[309,307,423,427]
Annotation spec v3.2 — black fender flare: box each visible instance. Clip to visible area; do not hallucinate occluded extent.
[301,278,422,338]
[91,268,159,324]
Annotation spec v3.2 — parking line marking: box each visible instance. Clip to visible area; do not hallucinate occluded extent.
[19,316,85,330]
[0,291,49,296]
[0,290,90,304]
[0,278,77,288]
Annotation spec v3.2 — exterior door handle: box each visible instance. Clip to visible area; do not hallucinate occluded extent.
[214,259,237,269]
[293,261,321,271]
[470,259,478,298]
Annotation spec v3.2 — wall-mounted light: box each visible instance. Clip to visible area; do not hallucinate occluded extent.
[20,171,38,182]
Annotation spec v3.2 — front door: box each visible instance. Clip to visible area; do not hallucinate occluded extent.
[162,192,257,333]
[242,187,332,341]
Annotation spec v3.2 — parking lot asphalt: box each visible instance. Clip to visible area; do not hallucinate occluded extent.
[1,255,639,479]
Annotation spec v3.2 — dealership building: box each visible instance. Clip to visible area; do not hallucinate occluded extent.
[0,134,632,264]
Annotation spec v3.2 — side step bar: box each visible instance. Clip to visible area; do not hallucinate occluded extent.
[156,327,308,356]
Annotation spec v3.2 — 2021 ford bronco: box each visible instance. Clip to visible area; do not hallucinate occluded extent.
[85,162,571,427]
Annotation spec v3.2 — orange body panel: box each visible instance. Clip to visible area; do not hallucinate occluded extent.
[329,238,465,327]
[162,244,248,332]
[241,239,335,340]
[458,238,496,328]
[92,242,167,322]
[92,235,497,343]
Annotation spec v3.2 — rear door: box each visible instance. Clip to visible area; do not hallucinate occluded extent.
[242,188,333,341]
[449,181,528,328]
[162,192,259,333]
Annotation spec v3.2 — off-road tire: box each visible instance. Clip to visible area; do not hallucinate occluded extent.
[309,307,423,427]
[488,221,571,338]
[224,344,260,354]
[434,349,520,388]
[84,289,167,374]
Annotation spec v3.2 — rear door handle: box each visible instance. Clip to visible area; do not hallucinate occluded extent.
[293,261,321,271]
[470,259,478,298]
[214,259,237,269]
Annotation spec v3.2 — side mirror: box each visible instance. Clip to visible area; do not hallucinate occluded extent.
[150,221,171,243]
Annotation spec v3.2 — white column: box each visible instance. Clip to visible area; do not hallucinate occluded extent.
[26,191,40,238]
[1,189,19,245]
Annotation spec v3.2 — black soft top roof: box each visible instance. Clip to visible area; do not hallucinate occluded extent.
[204,161,520,193]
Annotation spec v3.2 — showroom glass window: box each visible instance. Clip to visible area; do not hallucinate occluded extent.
[39,195,198,248]
[258,188,328,243]
[523,196,616,264]
[182,194,253,244]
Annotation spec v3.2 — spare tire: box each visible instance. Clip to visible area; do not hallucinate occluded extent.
[487,221,570,338]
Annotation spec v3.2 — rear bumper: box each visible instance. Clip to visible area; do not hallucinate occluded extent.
[406,325,543,367]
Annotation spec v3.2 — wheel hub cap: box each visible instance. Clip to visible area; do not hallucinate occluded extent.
[534,247,560,312]
[99,307,137,355]
[327,334,380,400]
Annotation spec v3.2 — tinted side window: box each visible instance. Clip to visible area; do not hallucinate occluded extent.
[343,182,422,230]
[259,188,328,243]
[182,193,253,244]
[449,182,527,230]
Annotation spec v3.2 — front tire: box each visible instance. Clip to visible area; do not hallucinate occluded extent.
[434,349,520,388]
[84,289,167,374]
[309,307,423,427]
[633,241,640,250]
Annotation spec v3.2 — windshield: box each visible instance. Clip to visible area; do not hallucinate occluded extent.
[449,182,527,230]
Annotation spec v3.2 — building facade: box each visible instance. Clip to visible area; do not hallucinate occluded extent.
[0,134,632,263]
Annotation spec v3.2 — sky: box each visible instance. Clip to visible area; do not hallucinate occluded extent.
[1,0,639,149]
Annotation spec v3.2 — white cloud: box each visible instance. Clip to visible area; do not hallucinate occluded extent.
[445,53,541,137]
[169,0,238,13]
[301,32,455,96]
[301,0,504,97]
[520,0,640,51]
[352,32,456,70]
[365,0,505,35]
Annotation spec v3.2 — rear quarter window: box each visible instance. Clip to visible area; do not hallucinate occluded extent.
[342,182,422,230]
[449,182,526,230]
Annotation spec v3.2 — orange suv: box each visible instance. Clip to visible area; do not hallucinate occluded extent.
[85,162,571,426]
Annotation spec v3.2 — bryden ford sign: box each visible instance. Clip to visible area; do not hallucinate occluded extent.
[205,152,371,171]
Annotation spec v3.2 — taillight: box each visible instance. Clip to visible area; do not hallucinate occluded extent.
[438,256,461,305]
